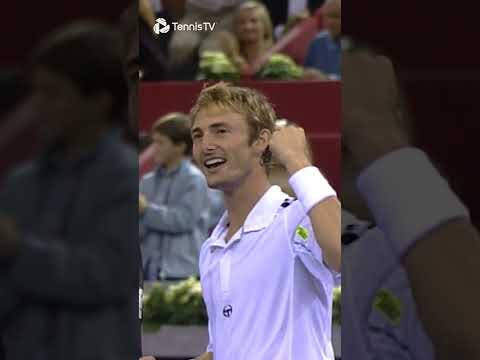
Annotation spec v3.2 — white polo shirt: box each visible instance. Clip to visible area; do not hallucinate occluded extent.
[199,185,339,360]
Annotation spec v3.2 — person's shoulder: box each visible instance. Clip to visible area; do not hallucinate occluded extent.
[181,160,208,184]
[182,160,203,176]
[107,137,137,169]
[140,170,156,184]
[278,197,307,223]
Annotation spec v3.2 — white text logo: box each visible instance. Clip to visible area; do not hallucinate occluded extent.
[153,18,170,34]
[153,18,216,34]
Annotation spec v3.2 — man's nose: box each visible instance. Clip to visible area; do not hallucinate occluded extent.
[201,134,217,152]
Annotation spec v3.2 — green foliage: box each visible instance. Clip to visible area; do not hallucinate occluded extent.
[256,54,304,80]
[144,279,342,330]
[143,277,208,330]
[198,51,303,81]
[198,51,240,81]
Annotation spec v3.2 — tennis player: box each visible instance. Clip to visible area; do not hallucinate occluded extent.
[188,83,341,360]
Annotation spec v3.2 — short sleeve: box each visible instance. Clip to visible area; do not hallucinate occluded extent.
[288,211,339,287]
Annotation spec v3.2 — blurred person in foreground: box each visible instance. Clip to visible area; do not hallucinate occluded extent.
[139,113,210,281]
[0,22,140,360]
[188,83,340,359]
[304,0,341,79]
[341,48,480,359]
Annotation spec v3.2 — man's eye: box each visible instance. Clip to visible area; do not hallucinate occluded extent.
[217,129,227,134]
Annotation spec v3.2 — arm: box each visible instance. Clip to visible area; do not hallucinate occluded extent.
[141,176,208,234]
[343,49,480,357]
[405,219,480,359]
[271,126,341,272]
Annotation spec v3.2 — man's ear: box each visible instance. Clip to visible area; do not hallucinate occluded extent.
[253,128,272,157]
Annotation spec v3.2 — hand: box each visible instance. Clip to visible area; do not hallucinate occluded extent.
[270,125,312,175]
[139,194,148,214]
[0,214,20,259]
[342,48,409,168]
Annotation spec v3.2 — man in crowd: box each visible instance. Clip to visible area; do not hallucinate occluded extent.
[0,22,140,360]
[304,0,341,79]
[139,112,210,280]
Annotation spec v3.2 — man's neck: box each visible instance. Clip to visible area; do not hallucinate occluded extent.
[223,168,271,241]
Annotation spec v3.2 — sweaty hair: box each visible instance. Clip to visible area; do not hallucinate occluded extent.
[152,112,193,155]
[29,21,128,124]
[190,82,276,171]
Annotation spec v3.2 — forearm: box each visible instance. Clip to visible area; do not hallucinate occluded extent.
[405,219,480,358]
[287,161,341,272]
[309,197,341,272]
[357,148,477,357]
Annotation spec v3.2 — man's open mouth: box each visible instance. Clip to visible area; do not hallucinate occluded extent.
[204,158,226,169]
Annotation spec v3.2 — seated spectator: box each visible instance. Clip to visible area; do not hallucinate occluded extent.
[167,0,246,79]
[139,112,210,281]
[233,1,274,70]
[304,0,341,79]
[198,1,304,80]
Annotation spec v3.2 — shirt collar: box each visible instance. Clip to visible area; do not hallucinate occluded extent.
[209,185,288,247]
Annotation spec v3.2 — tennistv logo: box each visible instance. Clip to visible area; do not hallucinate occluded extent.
[153,18,216,35]
[153,18,170,34]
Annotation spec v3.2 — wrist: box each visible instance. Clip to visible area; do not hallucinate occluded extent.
[357,147,469,257]
[284,157,311,175]
[288,166,337,213]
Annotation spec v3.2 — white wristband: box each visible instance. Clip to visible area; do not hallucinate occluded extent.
[288,166,337,213]
[357,147,469,257]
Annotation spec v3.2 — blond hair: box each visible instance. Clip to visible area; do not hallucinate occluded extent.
[190,82,276,170]
[235,1,274,48]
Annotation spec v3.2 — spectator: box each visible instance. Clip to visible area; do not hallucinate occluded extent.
[304,0,341,79]
[167,0,246,79]
[139,112,210,281]
[0,21,140,360]
[198,1,310,81]
[233,1,274,70]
